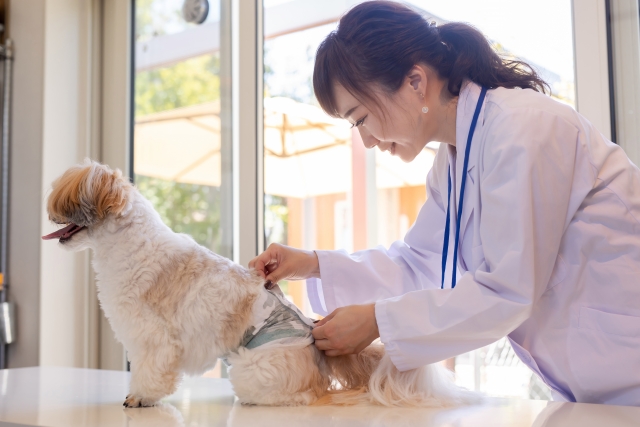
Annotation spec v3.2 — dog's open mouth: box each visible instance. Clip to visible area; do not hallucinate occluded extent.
[42,223,86,243]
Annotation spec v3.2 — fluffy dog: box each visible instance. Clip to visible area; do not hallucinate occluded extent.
[43,160,480,408]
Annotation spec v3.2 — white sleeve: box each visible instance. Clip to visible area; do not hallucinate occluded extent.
[305,149,449,316]
[376,108,583,371]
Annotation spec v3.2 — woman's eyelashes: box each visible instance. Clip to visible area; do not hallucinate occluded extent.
[350,115,368,128]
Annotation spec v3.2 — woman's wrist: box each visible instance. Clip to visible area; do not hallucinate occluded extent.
[308,250,321,279]
[368,303,380,340]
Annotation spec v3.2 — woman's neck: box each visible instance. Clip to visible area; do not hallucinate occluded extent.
[434,82,458,147]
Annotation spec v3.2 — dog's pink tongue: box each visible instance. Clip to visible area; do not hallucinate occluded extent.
[42,223,81,240]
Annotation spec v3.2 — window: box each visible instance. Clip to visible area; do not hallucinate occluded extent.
[608,0,640,162]
[133,0,232,377]
[134,0,232,258]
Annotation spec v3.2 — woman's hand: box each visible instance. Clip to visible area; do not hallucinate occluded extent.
[312,304,380,356]
[248,243,320,284]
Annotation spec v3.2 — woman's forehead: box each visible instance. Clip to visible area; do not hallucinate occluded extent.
[333,84,361,119]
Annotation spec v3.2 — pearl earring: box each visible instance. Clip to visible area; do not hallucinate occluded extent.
[420,93,428,113]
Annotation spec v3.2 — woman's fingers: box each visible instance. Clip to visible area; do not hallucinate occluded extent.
[313,322,347,356]
[265,261,279,275]
[313,338,333,352]
[249,244,282,277]
[312,304,379,357]
[313,310,335,328]
[264,248,297,283]
[315,341,348,357]
[311,324,327,341]
[265,266,286,283]
[249,244,320,283]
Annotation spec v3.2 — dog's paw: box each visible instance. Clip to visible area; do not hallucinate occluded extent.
[123,393,158,408]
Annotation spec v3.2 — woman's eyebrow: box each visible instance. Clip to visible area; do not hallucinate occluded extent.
[341,105,359,119]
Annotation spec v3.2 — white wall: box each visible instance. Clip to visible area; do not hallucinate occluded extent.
[572,0,612,140]
[7,0,104,368]
[609,0,640,166]
[6,0,47,368]
[99,0,130,371]
[39,0,99,368]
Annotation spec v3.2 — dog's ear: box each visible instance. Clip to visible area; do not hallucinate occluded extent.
[93,165,129,220]
[47,160,131,226]
[48,162,92,225]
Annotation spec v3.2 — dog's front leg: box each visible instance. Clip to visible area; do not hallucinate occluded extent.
[124,353,182,408]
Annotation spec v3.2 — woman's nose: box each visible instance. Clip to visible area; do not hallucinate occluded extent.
[358,127,379,149]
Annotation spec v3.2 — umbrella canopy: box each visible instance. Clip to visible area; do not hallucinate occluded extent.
[134,102,222,186]
[134,97,436,198]
[263,97,352,198]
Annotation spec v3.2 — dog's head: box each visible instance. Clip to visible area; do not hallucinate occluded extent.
[42,159,132,246]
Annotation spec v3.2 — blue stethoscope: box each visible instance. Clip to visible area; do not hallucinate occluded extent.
[441,86,488,290]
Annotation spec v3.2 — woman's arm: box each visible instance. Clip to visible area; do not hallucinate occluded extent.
[250,149,450,315]
[315,107,590,367]
[308,150,449,315]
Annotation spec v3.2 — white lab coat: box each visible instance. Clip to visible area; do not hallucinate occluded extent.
[306,81,640,406]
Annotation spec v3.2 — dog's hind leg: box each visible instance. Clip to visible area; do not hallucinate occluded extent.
[227,344,330,406]
[125,348,183,408]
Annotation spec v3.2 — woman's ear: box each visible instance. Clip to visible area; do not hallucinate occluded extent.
[407,65,427,94]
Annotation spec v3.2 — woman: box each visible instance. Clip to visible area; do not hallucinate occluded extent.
[250,1,640,406]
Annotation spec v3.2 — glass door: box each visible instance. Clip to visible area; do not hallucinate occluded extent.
[134,0,232,259]
[133,0,232,377]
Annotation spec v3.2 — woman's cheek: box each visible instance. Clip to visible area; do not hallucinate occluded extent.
[366,119,386,140]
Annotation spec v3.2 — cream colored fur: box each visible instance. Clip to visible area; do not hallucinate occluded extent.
[45,160,481,408]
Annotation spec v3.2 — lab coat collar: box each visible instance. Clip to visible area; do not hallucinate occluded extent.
[454,79,486,175]
[445,80,486,272]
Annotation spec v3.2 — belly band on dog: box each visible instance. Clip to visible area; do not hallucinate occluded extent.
[223,286,316,365]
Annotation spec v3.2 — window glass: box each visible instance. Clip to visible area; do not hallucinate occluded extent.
[608,1,640,157]
[133,0,231,378]
[407,0,575,106]
[263,0,574,399]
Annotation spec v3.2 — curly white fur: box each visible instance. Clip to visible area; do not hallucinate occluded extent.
[44,160,481,408]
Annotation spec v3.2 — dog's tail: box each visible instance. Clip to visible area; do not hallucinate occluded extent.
[314,345,482,407]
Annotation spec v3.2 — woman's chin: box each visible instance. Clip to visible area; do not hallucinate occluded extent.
[396,148,418,163]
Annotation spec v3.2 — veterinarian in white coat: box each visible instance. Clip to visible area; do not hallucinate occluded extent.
[250,1,640,406]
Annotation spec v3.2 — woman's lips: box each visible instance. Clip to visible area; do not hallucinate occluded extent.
[377,142,396,155]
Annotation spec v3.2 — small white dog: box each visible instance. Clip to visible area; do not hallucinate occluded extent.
[43,160,480,408]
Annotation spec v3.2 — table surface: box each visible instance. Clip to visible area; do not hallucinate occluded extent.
[0,367,638,427]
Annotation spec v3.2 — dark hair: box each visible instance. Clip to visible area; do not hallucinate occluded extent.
[313,0,549,117]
